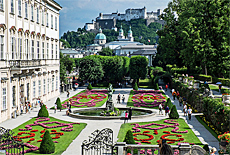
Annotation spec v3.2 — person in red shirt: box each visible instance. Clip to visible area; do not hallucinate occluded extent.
[176,91,180,99]
[165,84,168,91]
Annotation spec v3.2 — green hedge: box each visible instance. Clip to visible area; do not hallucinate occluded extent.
[212,77,230,86]
[171,67,187,74]
[198,74,212,82]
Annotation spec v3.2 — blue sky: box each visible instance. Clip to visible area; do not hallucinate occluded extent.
[55,0,171,37]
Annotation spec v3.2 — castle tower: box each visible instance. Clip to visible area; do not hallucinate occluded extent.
[128,26,134,41]
[117,25,125,40]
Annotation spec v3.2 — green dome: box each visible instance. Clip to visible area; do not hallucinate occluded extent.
[128,26,132,34]
[95,33,106,40]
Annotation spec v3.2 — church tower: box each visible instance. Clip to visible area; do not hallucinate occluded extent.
[128,26,134,41]
[117,25,125,40]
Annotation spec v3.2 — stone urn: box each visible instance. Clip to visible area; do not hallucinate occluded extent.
[222,95,230,106]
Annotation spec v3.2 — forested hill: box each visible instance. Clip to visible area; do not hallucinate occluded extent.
[60,19,162,49]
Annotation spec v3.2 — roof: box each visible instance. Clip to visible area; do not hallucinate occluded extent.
[95,33,106,40]
[130,49,157,55]
[121,44,154,49]
[60,49,83,54]
[87,44,101,47]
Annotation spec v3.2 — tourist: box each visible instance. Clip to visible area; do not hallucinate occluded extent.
[69,100,72,113]
[160,143,173,155]
[176,91,180,99]
[20,103,23,114]
[183,96,187,105]
[54,104,57,113]
[179,96,183,106]
[187,107,192,120]
[219,84,222,93]
[165,84,168,91]
[159,103,163,115]
[66,109,70,116]
[128,107,132,120]
[210,147,217,155]
[183,104,187,116]
[124,111,129,123]
[172,91,177,100]
[165,106,169,116]
[67,91,70,98]
[122,95,125,103]
[67,101,70,109]
[27,102,31,114]
[117,93,121,104]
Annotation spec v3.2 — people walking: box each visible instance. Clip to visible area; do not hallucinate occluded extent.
[159,103,163,115]
[69,100,72,113]
[172,91,177,100]
[183,104,187,116]
[20,103,23,114]
[122,95,125,104]
[54,104,57,113]
[117,93,121,104]
[165,106,169,116]
[219,84,222,93]
[128,107,132,120]
[183,96,187,105]
[67,91,70,98]
[165,84,168,91]
[179,96,183,106]
[124,111,129,123]
[187,107,192,120]
[176,91,180,99]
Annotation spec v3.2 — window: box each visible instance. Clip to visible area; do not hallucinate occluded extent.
[37,41,40,59]
[42,10,44,25]
[37,8,39,23]
[43,79,46,94]
[2,88,6,110]
[31,40,34,59]
[0,0,3,10]
[56,44,57,59]
[31,5,34,21]
[33,81,36,98]
[42,42,44,59]
[56,76,58,90]
[11,0,14,13]
[38,80,41,96]
[52,77,54,91]
[25,2,28,18]
[11,37,16,59]
[12,86,16,106]
[18,38,22,59]
[51,15,53,29]
[18,0,21,16]
[51,44,53,59]
[47,43,49,59]
[25,39,29,59]
[55,17,57,30]
[0,35,4,59]
[47,78,49,93]
[46,13,49,27]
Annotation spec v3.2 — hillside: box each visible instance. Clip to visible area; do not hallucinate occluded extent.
[60,19,162,48]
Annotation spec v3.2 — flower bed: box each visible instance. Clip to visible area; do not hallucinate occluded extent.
[117,118,201,147]
[11,117,86,154]
[128,90,167,108]
[62,89,108,108]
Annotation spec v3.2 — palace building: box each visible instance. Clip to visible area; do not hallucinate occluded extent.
[0,0,62,122]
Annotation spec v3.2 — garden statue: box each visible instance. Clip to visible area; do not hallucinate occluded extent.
[106,84,114,111]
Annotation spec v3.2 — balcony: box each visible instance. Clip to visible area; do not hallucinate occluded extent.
[9,60,41,68]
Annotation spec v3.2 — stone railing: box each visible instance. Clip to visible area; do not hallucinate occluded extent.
[114,142,206,155]
[9,60,41,68]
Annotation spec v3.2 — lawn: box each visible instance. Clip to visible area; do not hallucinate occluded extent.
[209,85,229,94]
[12,117,87,155]
[127,90,167,109]
[61,89,108,108]
[117,118,202,146]
[139,78,154,89]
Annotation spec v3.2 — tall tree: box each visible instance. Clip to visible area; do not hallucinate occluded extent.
[130,56,148,84]
[60,52,67,84]
[99,47,113,56]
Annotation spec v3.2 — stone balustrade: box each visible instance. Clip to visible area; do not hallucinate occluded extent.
[114,142,206,155]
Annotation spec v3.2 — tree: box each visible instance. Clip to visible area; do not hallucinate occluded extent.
[79,56,104,84]
[62,55,75,74]
[60,52,67,84]
[59,39,71,48]
[87,83,93,90]
[130,56,148,84]
[133,82,138,91]
[39,130,55,154]
[38,104,49,117]
[99,47,113,56]
[169,105,179,119]
[55,97,62,110]
[123,130,137,154]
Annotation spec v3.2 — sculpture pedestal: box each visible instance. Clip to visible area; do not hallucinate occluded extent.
[106,100,114,111]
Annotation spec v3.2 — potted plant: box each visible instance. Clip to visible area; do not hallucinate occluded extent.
[219,132,230,151]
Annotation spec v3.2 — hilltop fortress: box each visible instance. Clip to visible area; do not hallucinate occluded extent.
[84,7,165,31]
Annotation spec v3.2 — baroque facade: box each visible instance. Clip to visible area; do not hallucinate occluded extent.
[0,0,61,122]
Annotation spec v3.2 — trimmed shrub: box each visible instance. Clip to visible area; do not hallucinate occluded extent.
[124,130,137,154]
[155,83,159,90]
[38,104,49,117]
[133,82,138,91]
[198,74,212,82]
[164,98,173,110]
[56,97,62,110]
[87,83,93,90]
[169,105,179,119]
[40,130,55,154]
